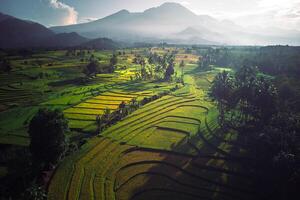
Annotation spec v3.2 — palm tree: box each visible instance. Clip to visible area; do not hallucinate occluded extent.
[210,71,235,126]
[179,60,185,83]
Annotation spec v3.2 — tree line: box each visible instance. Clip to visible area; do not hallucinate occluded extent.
[210,65,300,199]
[194,46,300,76]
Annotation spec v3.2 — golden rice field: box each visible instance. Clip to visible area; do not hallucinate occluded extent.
[63,82,178,131]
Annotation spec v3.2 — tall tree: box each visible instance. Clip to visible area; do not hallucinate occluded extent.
[210,71,235,125]
[164,56,175,81]
[83,60,99,76]
[179,60,185,82]
[28,109,68,168]
[110,54,118,66]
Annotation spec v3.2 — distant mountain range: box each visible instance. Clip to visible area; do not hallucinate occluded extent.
[51,2,300,45]
[1,2,300,48]
[0,13,119,49]
[0,13,53,48]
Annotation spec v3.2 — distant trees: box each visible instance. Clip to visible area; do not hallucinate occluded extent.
[83,54,116,76]
[65,49,76,57]
[198,52,215,71]
[28,109,68,168]
[132,52,178,81]
[194,46,300,77]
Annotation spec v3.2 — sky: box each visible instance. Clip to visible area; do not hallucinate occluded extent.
[0,0,299,30]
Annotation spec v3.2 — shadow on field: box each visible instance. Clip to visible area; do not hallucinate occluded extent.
[126,128,257,200]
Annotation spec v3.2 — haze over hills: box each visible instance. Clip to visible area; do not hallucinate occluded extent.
[40,32,89,48]
[0,13,121,49]
[51,2,300,45]
[1,2,300,47]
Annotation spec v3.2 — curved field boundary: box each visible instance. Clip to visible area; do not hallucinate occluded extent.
[103,98,205,138]
[108,104,206,144]
[63,83,180,130]
[131,188,213,200]
[115,160,253,194]
[117,172,241,200]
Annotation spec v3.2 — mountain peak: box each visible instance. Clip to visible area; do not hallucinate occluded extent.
[113,9,130,15]
[160,2,186,8]
[116,9,130,15]
[143,2,196,18]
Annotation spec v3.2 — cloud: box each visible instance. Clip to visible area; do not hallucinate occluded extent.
[48,0,78,25]
[226,0,300,31]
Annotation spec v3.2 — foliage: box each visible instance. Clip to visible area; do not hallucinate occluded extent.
[83,60,99,76]
[164,55,175,81]
[195,46,300,77]
[210,64,300,199]
[28,108,68,167]
[23,184,47,200]
[209,71,235,125]
[83,59,115,76]
[179,60,185,82]
[110,53,118,66]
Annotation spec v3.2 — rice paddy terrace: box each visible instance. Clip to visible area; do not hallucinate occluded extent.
[48,66,254,200]
[63,82,178,132]
[0,49,147,145]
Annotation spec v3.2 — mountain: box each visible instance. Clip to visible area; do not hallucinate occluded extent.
[173,27,222,44]
[0,13,54,48]
[51,2,217,41]
[39,32,89,48]
[79,38,120,50]
[51,2,300,45]
[0,13,120,49]
[50,2,239,44]
[0,13,13,22]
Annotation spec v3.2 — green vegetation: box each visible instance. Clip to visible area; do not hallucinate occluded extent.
[1,45,299,200]
[210,65,300,199]
[48,54,252,200]
[28,108,68,167]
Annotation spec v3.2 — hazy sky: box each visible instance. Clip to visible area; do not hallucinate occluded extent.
[0,0,299,30]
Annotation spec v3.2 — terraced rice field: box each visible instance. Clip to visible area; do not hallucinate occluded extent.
[102,87,206,154]
[49,135,253,200]
[0,84,42,109]
[49,70,253,200]
[63,83,177,131]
